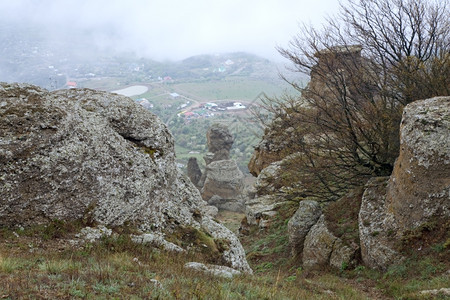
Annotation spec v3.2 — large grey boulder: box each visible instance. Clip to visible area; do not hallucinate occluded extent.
[302,215,356,270]
[386,96,450,230]
[302,216,337,269]
[0,82,252,273]
[201,160,245,212]
[288,200,322,257]
[359,97,449,270]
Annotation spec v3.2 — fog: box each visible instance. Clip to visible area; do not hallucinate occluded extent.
[0,0,340,61]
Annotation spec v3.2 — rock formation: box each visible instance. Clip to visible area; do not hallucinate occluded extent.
[244,155,296,228]
[187,157,202,188]
[287,200,322,257]
[205,123,234,163]
[359,96,450,270]
[193,123,245,212]
[0,82,252,273]
[288,201,358,270]
[262,96,449,271]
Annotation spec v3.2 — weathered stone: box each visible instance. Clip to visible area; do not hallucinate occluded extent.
[184,262,241,278]
[201,217,253,274]
[254,161,281,196]
[288,200,322,257]
[302,215,337,269]
[200,205,219,218]
[387,96,450,231]
[302,214,356,270]
[329,238,357,270]
[187,157,202,187]
[76,225,112,243]
[207,195,245,213]
[245,195,287,227]
[359,97,449,270]
[201,160,245,211]
[0,83,252,273]
[206,123,234,162]
[359,177,403,270]
[131,233,185,253]
[248,139,282,177]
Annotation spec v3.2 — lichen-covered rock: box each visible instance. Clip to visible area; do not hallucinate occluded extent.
[302,215,356,270]
[245,195,288,227]
[201,160,245,212]
[329,238,357,270]
[207,195,245,213]
[302,216,337,269]
[254,161,281,196]
[201,217,253,274]
[387,96,450,231]
[359,177,401,270]
[288,200,322,257]
[0,82,252,273]
[187,157,202,188]
[131,233,185,253]
[248,139,283,177]
[76,225,112,243]
[206,123,234,162]
[359,97,449,270]
[184,262,241,278]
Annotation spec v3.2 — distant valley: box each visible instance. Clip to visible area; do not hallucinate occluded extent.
[0,23,304,173]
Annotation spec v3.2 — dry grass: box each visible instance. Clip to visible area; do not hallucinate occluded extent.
[0,222,364,299]
[0,214,448,299]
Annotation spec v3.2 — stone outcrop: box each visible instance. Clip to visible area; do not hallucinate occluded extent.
[187,157,202,188]
[248,139,283,177]
[245,156,298,228]
[288,206,358,270]
[202,160,244,199]
[287,200,322,257]
[248,125,299,177]
[387,97,450,230]
[359,96,450,270]
[0,82,252,273]
[358,177,401,269]
[195,124,245,212]
[302,216,337,269]
[245,195,285,228]
[205,123,234,163]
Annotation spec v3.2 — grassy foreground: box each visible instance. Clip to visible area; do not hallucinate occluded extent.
[0,222,363,299]
[0,215,448,299]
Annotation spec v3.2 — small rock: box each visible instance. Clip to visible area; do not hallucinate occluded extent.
[131,233,185,253]
[419,288,450,296]
[184,262,241,278]
[77,225,112,243]
[149,279,164,289]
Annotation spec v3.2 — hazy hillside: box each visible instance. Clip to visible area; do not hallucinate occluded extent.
[0,22,302,175]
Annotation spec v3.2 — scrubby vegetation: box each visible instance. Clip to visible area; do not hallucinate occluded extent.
[253,0,449,202]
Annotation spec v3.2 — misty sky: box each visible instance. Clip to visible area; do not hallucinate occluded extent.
[0,0,341,61]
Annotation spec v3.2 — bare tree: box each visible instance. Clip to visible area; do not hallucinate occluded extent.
[253,0,449,201]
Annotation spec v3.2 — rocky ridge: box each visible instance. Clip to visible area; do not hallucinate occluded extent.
[248,96,449,271]
[192,123,246,212]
